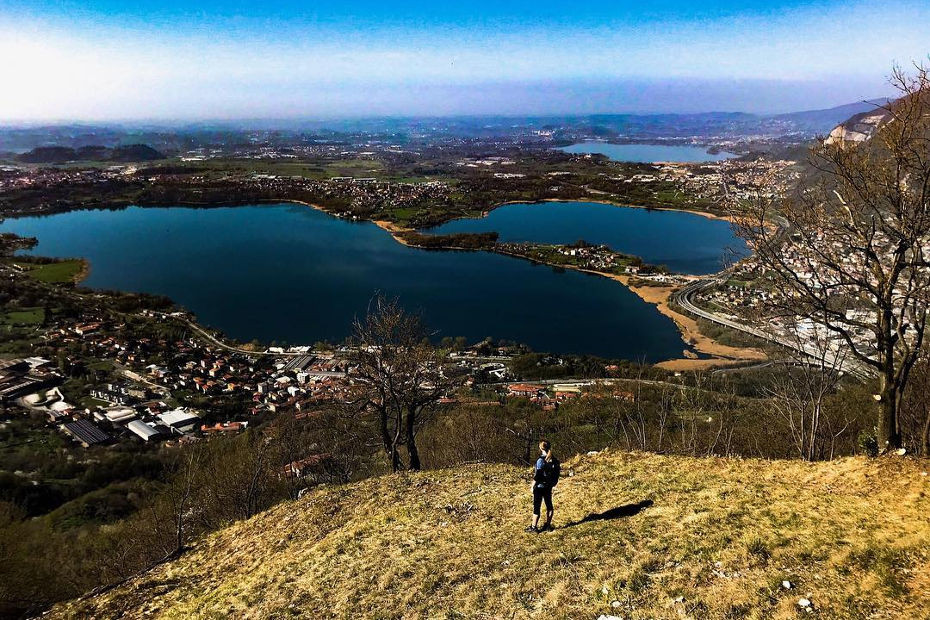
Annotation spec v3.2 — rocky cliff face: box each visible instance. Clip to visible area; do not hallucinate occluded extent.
[824,108,889,145]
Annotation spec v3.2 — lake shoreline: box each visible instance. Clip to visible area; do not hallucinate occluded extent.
[388,198,758,367]
[7,199,754,367]
[200,199,758,367]
[73,258,91,284]
[446,197,733,225]
[489,247,764,369]
[611,276,766,370]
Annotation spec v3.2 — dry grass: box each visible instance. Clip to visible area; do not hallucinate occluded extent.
[52,452,930,619]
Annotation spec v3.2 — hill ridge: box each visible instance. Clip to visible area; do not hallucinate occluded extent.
[51,451,930,619]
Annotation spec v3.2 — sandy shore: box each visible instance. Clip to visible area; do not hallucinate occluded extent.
[612,275,766,371]
[73,258,91,284]
[551,266,765,370]
[372,220,414,246]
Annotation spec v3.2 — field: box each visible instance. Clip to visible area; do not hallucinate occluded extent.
[0,307,44,325]
[21,259,85,283]
[52,451,930,619]
[152,157,427,183]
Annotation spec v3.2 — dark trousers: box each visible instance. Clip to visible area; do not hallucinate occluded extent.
[533,485,553,516]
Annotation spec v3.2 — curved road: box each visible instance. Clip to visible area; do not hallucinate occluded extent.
[180,318,303,357]
[671,278,874,380]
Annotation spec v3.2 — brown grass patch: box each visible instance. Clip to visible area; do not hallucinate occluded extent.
[51,452,930,619]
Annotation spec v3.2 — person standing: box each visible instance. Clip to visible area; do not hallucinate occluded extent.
[526,440,560,532]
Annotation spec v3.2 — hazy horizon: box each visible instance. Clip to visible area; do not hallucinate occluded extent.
[1,0,926,121]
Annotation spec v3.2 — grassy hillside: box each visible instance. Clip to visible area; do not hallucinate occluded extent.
[52,452,930,619]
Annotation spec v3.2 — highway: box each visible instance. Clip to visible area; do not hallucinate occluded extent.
[671,277,875,380]
[667,211,875,380]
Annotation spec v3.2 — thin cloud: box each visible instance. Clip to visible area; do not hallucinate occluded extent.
[0,1,926,120]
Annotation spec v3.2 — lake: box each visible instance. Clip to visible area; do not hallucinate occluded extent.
[428,201,745,275]
[558,142,735,163]
[1,204,693,361]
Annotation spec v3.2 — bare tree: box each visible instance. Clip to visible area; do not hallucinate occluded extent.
[418,406,519,466]
[764,321,848,460]
[350,295,451,471]
[676,372,712,455]
[195,429,289,528]
[703,377,743,457]
[733,65,930,452]
[162,445,203,556]
[584,379,644,451]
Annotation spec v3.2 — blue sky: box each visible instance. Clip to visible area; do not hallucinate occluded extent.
[1,0,830,27]
[1,0,927,120]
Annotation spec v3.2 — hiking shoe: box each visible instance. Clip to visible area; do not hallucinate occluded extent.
[524,525,538,533]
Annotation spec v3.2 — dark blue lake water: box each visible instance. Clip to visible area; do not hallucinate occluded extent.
[558,142,735,162]
[428,201,744,275]
[1,204,694,361]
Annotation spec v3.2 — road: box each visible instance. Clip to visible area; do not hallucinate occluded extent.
[487,377,757,396]
[671,277,874,380]
[180,319,304,357]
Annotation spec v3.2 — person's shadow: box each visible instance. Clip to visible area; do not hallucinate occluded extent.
[561,500,654,528]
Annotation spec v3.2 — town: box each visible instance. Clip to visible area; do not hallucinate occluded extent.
[1,298,640,454]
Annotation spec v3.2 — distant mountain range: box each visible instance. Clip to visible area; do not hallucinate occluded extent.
[0,99,891,155]
[773,99,888,134]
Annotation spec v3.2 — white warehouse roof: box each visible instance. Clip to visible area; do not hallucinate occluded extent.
[157,409,200,428]
[127,420,161,441]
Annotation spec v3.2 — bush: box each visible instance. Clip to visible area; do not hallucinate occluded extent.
[858,431,879,457]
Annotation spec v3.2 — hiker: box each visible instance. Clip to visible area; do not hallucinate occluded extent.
[527,439,560,532]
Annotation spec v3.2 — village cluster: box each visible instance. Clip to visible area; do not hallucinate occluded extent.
[689,224,922,372]
[1,310,353,448]
[656,158,799,209]
[1,308,612,452]
[0,162,455,220]
[0,165,129,194]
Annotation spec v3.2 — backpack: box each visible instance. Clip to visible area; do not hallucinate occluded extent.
[535,458,561,487]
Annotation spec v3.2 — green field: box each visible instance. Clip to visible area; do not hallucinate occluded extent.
[386,206,420,222]
[1,307,44,325]
[24,259,85,283]
[80,396,111,409]
[168,157,390,181]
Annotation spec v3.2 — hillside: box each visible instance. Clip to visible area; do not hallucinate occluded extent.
[51,452,929,619]
[15,143,165,163]
[824,108,891,145]
[773,99,888,134]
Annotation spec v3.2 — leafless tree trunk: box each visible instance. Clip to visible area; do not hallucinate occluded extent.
[350,295,452,471]
[165,446,202,555]
[656,385,674,453]
[900,353,930,456]
[243,434,272,519]
[677,372,710,456]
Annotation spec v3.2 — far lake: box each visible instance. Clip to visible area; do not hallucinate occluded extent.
[558,142,735,163]
[0,204,694,361]
[428,201,745,275]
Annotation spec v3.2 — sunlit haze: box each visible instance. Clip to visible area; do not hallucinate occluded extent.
[1,0,928,120]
